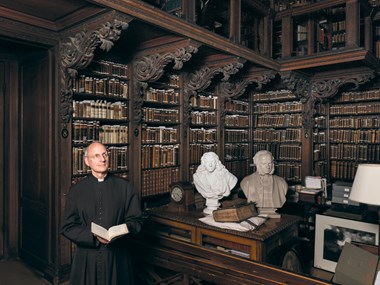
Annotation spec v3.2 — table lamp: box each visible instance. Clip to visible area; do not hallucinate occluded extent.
[349,164,380,255]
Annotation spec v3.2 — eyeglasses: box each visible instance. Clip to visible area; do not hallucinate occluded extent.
[86,152,109,160]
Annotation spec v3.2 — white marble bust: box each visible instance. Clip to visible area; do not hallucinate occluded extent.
[193,152,237,214]
[240,150,288,218]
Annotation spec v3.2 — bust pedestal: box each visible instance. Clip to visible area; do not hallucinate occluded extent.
[203,198,220,215]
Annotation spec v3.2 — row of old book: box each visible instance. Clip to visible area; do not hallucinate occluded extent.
[141,144,179,169]
[73,100,128,120]
[336,90,380,102]
[253,113,302,128]
[141,167,180,197]
[72,121,129,144]
[224,143,249,160]
[252,90,296,102]
[225,130,249,142]
[253,101,303,113]
[189,128,217,143]
[144,87,180,104]
[330,116,380,128]
[329,129,380,143]
[190,111,217,125]
[253,128,302,142]
[190,94,218,109]
[330,101,380,115]
[141,126,178,144]
[330,161,358,180]
[89,60,129,78]
[143,107,179,123]
[330,144,380,161]
[225,114,249,127]
[73,76,129,98]
[225,100,249,113]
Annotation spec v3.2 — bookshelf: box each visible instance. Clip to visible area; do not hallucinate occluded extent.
[273,0,372,58]
[312,102,329,178]
[141,73,181,197]
[223,98,250,181]
[71,60,130,184]
[188,90,219,181]
[252,89,303,184]
[329,89,380,181]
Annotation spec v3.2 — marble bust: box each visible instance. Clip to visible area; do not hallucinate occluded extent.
[240,150,288,218]
[193,152,237,215]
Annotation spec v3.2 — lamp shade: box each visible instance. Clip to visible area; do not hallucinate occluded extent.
[349,164,380,206]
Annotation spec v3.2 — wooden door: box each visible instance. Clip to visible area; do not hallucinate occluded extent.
[19,52,52,271]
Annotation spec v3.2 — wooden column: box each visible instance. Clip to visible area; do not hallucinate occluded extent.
[346,0,359,48]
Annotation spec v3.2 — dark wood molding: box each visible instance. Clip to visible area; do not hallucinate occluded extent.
[278,48,380,71]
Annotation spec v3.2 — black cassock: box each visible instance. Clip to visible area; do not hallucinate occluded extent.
[61,174,143,285]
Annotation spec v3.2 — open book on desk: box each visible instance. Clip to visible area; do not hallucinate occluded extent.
[91,222,129,242]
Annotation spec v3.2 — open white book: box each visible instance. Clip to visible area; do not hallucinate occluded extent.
[91,222,129,242]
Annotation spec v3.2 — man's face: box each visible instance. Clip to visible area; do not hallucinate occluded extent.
[256,154,274,175]
[84,143,109,176]
[204,156,217,173]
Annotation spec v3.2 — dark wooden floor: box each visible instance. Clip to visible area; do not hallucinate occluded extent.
[0,259,69,285]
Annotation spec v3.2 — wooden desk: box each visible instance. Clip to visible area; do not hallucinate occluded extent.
[144,206,301,263]
[132,207,334,285]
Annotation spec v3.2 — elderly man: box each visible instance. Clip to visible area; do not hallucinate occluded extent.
[240,150,288,218]
[61,141,143,285]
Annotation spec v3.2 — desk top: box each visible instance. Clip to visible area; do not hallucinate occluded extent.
[146,206,302,242]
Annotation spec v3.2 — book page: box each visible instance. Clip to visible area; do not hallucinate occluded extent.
[91,222,129,241]
[91,222,109,240]
[108,224,129,240]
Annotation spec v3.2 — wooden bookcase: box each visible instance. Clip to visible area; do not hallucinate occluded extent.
[188,89,219,181]
[252,89,303,184]
[329,88,380,181]
[223,98,251,181]
[140,73,181,197]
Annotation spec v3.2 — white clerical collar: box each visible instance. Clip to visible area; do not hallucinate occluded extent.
[97,174,107,182]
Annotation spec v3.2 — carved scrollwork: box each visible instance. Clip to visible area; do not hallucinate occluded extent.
[134,46,198,82]
[281,71,311,102]
[133,82,149,123]
[186,61,245,93]
[220,70,277,100]
[60,19,129,134]
[311,71,375,99]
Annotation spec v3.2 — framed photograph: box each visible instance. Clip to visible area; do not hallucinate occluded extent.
[314,214,379,273]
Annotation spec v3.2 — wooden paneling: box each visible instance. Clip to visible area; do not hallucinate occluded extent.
[0,61,4,258]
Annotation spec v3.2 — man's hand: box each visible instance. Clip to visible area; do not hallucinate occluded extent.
[95,235,110,245]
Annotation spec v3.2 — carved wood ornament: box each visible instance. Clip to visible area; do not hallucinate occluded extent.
[282,68,375,137]
[133,44,200,123]
[60,18,130,138]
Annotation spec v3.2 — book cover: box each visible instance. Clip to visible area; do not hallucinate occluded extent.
[213,202,258,222]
